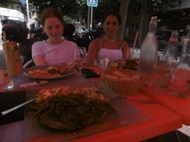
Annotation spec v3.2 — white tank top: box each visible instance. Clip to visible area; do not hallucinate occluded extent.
[96,38,125,64]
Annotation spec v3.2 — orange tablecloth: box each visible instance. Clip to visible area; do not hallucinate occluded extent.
[0,71,183,142]
[69,93,182,142]
[141,87,190,125]
[18,93,182,142]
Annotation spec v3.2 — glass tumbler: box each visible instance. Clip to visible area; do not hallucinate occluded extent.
[1,41,24,90]
[0,52,14,90]
[152,54,176,88]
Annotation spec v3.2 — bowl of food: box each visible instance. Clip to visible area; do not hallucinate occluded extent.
[101,68,145,96]
[108,59,139,71]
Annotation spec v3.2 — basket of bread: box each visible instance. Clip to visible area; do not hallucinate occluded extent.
[101,68,145,96]
[108,59,139,71]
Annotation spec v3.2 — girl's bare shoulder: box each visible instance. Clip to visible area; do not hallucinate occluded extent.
[89,38,102,48]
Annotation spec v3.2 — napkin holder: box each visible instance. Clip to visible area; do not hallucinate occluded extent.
[0,91,26,125]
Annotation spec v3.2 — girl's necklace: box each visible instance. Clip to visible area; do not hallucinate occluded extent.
[103,36,116,42]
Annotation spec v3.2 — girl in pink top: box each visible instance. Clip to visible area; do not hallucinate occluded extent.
[86,10,130,66]
[32,8,80,66]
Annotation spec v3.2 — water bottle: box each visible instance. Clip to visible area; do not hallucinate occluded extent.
[138,16,158,80]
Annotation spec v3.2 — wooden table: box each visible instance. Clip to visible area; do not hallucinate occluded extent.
[0,71,182,142]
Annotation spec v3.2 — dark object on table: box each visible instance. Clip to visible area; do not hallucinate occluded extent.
[125,59,139,71]
[81,68,100,78]
[0,91,26,125]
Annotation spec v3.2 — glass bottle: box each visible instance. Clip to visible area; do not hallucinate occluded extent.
[163,30,178,64]
[138,16,158,80]
[169,36,190,92]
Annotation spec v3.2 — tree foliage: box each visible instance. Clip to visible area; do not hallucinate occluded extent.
[129,0,182,15]
[1,0,183,21]
[0,0,23,11]
[28,0,120,23]
[29,0,82,18]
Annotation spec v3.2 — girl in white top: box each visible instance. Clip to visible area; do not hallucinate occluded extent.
[86,10,130,66]
[32,8,80,66]
[32,40,80,65]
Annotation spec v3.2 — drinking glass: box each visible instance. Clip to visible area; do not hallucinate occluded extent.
[152,54,176,89]
[0,52,14,90]
[74,47,86,73]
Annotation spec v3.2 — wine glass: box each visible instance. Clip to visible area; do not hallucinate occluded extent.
[74,47,87,74]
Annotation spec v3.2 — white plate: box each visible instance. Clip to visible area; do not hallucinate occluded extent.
[24,65,74,80]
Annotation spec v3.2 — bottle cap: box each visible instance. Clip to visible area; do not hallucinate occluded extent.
[169,31,178,42]
[151,16,157,20]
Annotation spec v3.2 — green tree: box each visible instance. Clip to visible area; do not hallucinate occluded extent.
[128,0,182,15]
[29,0,88,19]
[1,0,182,39]
[1,0,24,12]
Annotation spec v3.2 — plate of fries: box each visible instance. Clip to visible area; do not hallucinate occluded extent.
[24,64,74,79]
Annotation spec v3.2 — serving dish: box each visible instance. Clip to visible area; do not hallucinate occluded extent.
[23,82,150,141]
[24,65,74,79]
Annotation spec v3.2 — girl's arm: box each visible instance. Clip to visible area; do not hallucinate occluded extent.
[33,55,47,66]
[85,39,100,66]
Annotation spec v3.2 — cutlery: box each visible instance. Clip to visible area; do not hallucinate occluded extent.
[111,96,158,104]
[0,98,36,117]
[125,97,158,104]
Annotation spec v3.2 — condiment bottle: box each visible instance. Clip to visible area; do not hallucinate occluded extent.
[138,16,158,80]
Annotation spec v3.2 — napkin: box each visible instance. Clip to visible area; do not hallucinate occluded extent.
[0,91,26,125]
[100,58,110,70]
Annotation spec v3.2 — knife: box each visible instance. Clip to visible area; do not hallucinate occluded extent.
[0,98,36,117]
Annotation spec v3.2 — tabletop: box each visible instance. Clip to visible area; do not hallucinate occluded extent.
[0,70,182,142]
[142,86,190,125]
